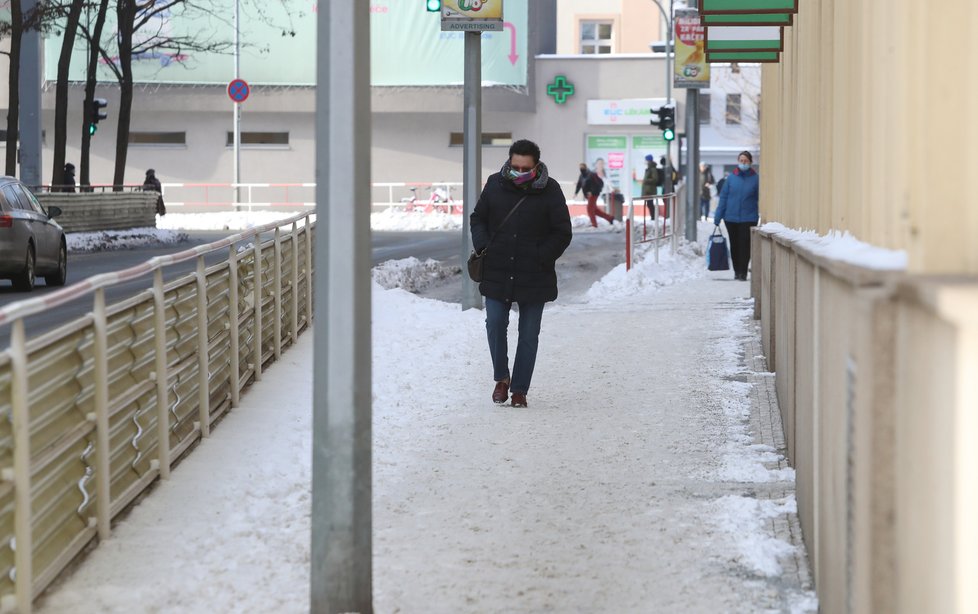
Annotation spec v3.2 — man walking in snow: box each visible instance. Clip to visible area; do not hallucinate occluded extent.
[470,139,573,408]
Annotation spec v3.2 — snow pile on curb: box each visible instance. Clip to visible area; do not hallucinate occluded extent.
[711,496,799,576]
[760,222,907,270]
[583,239,704,303]
[372,257,461,293]
[67,228,189,252]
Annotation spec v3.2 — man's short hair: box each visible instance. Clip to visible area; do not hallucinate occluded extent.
[508,139,541,164]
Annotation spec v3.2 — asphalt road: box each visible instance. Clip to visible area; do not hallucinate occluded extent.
[0,230,461,349]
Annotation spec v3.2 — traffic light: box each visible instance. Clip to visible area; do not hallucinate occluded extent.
[426,0,441,11]
[87,98,108,135]
[655,105,676,142]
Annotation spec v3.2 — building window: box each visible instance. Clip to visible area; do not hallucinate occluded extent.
[580,21,613,54]
[226,132,290,147]
[725,94,742,125]
[449,132,513,147]
[698,93,711,124]
[129,131,186,146]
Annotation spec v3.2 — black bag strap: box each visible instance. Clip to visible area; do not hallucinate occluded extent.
[479,195,529,254]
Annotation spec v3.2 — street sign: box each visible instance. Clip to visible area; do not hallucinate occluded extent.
[227,78,250,103]
[440,0,504,32]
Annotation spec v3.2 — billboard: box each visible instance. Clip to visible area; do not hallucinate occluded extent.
[42,0,528,87]
[674,8,709,89]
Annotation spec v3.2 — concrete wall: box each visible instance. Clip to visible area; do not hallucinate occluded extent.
[760,0,978,274]
[38,192,159,233]
[753,227,978,614]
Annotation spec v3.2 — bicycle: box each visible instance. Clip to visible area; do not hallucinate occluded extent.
[400,184,462,214]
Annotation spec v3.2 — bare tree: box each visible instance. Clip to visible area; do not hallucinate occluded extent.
[3,1,26,176]
[50,0,85,190]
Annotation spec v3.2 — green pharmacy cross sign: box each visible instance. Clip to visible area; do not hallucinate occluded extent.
[547,75,575,105]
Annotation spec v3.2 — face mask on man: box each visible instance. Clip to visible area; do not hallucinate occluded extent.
[508,167,536,184]
[738,163,751,172]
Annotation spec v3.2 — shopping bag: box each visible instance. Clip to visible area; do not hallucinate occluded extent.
[707,227,730,271]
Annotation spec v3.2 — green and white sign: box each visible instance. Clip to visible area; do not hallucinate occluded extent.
[702,13,793,26]
[42,0,528,86]
[699,0,798,13]
[705,26,783,52]
[585,134,669,201]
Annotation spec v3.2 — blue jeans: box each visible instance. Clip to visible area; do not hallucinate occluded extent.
[485,298,545,395]
[700,197,711,219]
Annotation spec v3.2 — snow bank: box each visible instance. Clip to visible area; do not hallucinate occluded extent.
[584,239,704,303]
[371,257,460,293]
[67,228,188,252]
[760,222,907,271]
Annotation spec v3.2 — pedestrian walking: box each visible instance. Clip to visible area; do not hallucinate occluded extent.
[573,162,589,199]
[582,162,614,227]
[470,139,573,408]
[714,151,759,281]
[634,154,659,219]
[62,163,76,193]
[699,162,715,221]
[142,168,166,215]
[715,171,728,199]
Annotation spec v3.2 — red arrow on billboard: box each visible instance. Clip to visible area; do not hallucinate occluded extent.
[504,22,518,65]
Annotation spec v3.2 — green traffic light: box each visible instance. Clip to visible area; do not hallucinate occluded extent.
[88,123,97,136]
[426,0,440,11]
[663,128,675,141]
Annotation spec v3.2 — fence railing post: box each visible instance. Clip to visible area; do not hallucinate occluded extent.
[228,245,241,408]
[153,269,171,478]
[196,255,210,437]
[92,288,111,539]
[291,221,299,345]
[273,226,283,360]
[253,236,263,381]
[9,319,33,614]
[304,216,313,326]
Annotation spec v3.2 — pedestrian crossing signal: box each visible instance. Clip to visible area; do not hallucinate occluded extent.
[426,0,441,11]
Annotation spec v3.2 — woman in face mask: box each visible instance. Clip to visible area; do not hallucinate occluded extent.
[713,151,759,281]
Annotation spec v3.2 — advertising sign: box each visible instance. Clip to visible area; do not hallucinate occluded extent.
[674,9,709,89]
[586,136,628,197]
[586,99,667,126]
[441,0,504,32]
[43,0,527,86]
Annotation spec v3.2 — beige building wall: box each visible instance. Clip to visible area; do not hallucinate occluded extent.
[754,0,978,612]
[760,0,978,275]
[556,0,663,55]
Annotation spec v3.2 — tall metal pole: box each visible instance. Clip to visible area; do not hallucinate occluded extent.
[665,0,674,196]
[311,1,373,612]
[461,32,483,311]
[686,88,699,242]
[233,0,241,207]
[19,0,43,187]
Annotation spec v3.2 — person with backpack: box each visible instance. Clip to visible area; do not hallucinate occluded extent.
[714,152,759,281]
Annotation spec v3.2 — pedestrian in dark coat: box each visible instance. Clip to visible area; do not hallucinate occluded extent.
[470,139,573,408]
[573,163,589,198]
[62,163,76,193]
[714,151,759,281]
[142,168,166,215]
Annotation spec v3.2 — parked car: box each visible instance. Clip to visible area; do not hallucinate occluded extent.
[0,176,67,291]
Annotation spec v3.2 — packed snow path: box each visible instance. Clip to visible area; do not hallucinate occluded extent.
[37,256,815,613]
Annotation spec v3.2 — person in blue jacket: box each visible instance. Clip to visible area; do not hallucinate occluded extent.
[714,151,759,281]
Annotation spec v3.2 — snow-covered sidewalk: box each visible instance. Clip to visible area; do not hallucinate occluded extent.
[37,235,816,613]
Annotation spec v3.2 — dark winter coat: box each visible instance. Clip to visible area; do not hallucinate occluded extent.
[581,172,603,197]
[142,174,162,193]
[641,163,659,198]
[714,167,759,225]
[470,164,573,304]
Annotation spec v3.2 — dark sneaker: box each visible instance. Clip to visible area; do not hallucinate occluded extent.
[511,392,527,408]
[492,380,510,404]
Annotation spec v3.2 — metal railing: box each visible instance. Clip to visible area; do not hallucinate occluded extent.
[0,212,315,612]
[625,191,681,270]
